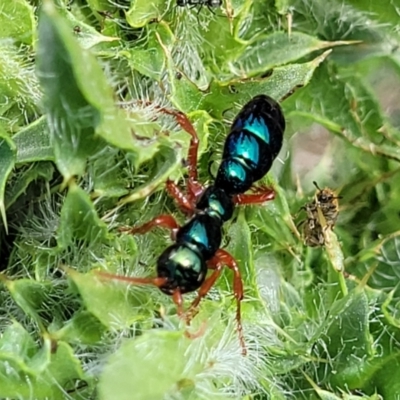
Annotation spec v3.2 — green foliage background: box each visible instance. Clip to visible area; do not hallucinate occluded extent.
[0,0,400,398]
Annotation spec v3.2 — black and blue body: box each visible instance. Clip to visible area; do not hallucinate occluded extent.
[101,94,285,353]
[157,210,225,294]
[157,94,285,296]
[215,95,285,195]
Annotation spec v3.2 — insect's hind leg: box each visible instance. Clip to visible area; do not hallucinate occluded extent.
[156,107,205,211]
[119,214,180,240]
[233,184,275,205]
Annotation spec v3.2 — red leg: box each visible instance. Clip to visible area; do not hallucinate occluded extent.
[97,272,185,316]
[134,101,202,193]
[155,107,204,203]
[169,110,204,203]
[186,248,246,355]
[211,249,246,355]
[185,263,224,322]
[119,214,180,238]
[163,110,200,183]
[172,289,184,316]
[96,271,168,288]
[234,185,275,205]
[166,179,196,214]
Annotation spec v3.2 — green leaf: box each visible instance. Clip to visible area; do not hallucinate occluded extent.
[322,289,374,388]
[119,144,183,205]
[199,51,332,118]
[0,131,16,233]
[368,352,400,398]
[13,117,53,163]
[0,43,40,123]
[0,0,35,45]
[37,2,103,180]
[0,322,85,399]
[5,162,54,210]
[0,321,36,361]
[3,278,52,330]
[232,32,356,77]
[120,23,172,80]
[126,0,168,28]
[66,268,154,329]
[57,183,109,248]
[37,0,161,181]
[50,311,105,344]
[98,331,192,400]
[275,0,290,15]
[58,7,120,49]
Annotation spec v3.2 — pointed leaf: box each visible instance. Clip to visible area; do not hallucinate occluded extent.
[13,117,53,163]
[0,0,35,45]
[57,183,109,248]
[0,132,16,233]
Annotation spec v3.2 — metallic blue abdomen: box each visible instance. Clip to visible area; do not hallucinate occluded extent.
[215,95,285,195]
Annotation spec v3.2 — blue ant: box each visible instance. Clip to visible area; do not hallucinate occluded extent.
[98,95,285,354]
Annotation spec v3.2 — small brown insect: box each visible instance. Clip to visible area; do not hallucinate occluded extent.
[302,181,340,247]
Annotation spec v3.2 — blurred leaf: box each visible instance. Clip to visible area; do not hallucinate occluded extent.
[99,331,192,400]
[13,117,53,163]
[0,43,40,123]
[58,183,109,248]
[5,162,54,209]
[347,0,400,31]
[0,322,84,399]
[3,278,52,330]
[0,0,35,45]
[368,352,400,399]
[286,63,400,162]
[0,132,16,232]
[66,268,154,329]
[37,0,161,181]
[225,210,255,294]
[126,0,168,28]
[232,32,356,77]
[119,23,172,80]
[201,50,332,118]
[51,311,105,344]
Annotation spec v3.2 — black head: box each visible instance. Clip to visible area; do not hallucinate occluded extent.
[156,244,207,295]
